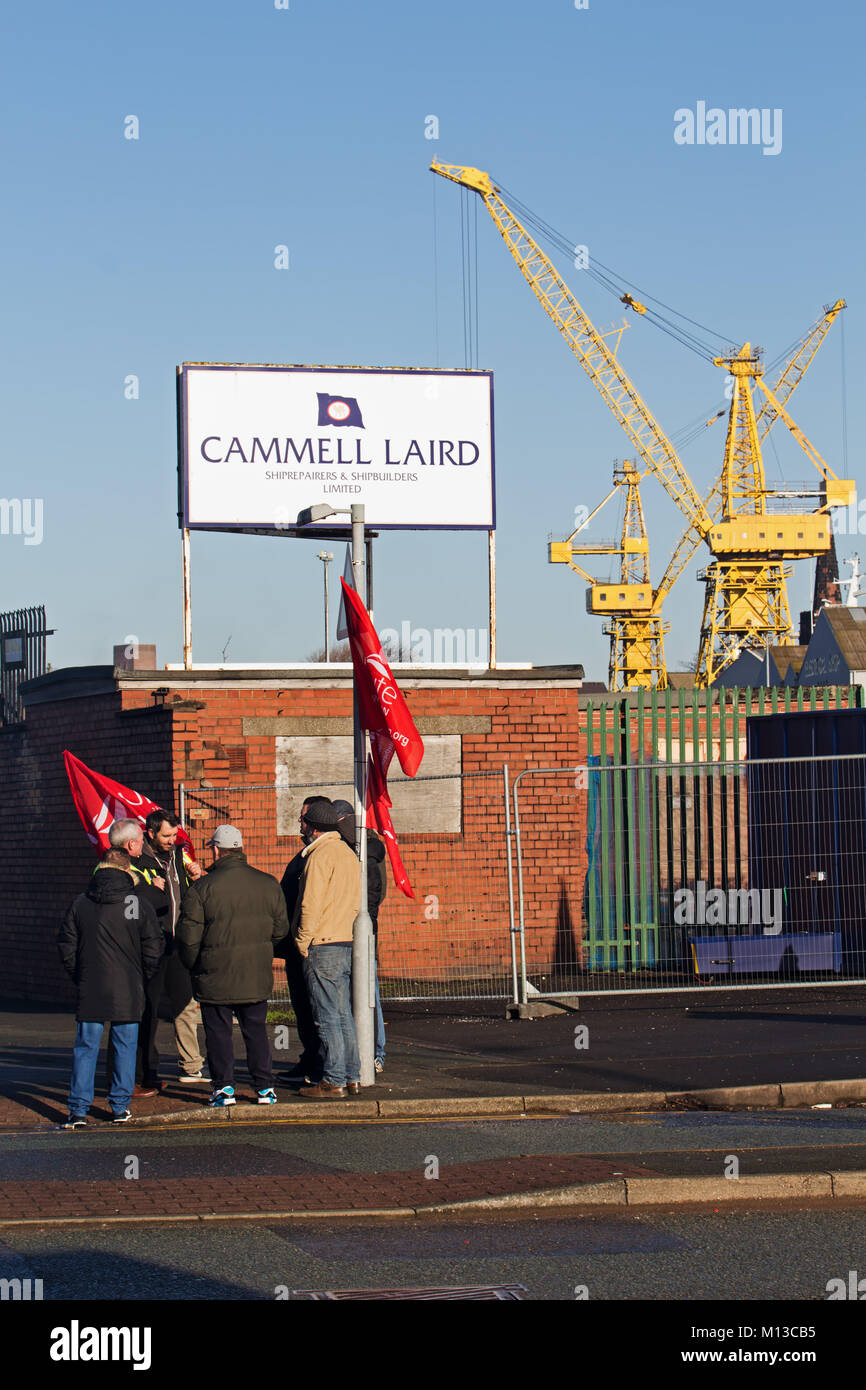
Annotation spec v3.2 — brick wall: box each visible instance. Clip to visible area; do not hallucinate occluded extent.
[0,688,176,1002]
[0,669,587,1001]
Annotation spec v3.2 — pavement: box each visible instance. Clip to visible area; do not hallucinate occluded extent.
[3,986,866,1224]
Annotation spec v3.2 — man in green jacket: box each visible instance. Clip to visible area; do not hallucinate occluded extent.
[176,826,289,1107]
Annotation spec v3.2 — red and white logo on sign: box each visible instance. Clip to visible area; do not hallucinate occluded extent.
[327,400,351,422]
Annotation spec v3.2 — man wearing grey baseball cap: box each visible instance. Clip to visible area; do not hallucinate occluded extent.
[177,825,289,1106]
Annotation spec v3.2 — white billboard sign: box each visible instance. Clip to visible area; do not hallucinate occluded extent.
[179,364,495,531]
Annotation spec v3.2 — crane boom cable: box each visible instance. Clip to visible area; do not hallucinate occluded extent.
[841,310,849,474]
[435,162,723,606]
[460,188,468,368]
[465,179,714,536]
[473,195,480,368]
[432,175,440,367]
[496,181,734,360]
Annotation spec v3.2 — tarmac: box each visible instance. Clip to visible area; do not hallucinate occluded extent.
[3,985,866,1224]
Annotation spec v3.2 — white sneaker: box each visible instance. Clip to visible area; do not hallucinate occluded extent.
[179,1071,210,1084]
[374,1057,384,1074]
[208,1086,236,1107]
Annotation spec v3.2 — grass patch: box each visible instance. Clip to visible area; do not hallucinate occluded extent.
[267,1007,297,1025]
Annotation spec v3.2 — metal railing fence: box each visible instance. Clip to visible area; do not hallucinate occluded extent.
[1,605,51,724]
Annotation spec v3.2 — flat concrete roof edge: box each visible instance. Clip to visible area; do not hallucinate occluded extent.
[122,664,586,683]
[19,663,588,699]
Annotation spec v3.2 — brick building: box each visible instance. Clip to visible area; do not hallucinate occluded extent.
[0,662,587,1004]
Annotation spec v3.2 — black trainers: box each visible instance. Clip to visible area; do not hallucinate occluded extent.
[111,1109,133,1124]
[62,1114,87,1130]
[276,1063,312,1083]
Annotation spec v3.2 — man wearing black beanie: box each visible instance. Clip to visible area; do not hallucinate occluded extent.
[292,800,362,1099]
[332,800,388,1073]
[273,796,333,1085]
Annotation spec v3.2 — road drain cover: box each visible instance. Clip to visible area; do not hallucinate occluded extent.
[293,1284,527,1300]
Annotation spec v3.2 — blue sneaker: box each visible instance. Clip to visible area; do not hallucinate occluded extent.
[208,1086,236,1107]
[257,1088,277,1105]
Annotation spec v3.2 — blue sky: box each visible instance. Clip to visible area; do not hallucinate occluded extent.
[2,0,864,678]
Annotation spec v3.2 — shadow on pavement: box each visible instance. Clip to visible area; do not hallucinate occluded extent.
[4,1247,266,1300]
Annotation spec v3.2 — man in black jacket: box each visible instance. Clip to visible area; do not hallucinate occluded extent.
[133,809,206,1090]
[177,826,289,1107]
[58,849,164,1128]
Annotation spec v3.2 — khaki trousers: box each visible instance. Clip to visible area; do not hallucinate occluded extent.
[174,998,206,1075]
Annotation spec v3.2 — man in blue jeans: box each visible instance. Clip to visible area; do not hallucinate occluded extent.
[57,848,164,1127]
[292,801,362,1100]
[332,800,388,1073]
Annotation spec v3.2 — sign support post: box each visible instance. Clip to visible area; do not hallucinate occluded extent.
[488,529,497,670]
[350,503,376,1087]
[182,528,192,669]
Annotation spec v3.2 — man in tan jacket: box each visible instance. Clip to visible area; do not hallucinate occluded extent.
[292,801,362,1099]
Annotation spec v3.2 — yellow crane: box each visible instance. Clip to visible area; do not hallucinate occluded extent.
[431,160,853,686]
[697,338,851,683]
[655,301,847,683]
[552,463,665,689]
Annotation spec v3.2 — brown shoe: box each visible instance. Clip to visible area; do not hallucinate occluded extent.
[346,1082,361,1095]
[132,1084,158,1098]
[298,1081,347,1100]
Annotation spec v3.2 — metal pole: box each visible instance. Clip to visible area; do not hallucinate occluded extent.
[503,765,519,1007]
[350,503,375,1087]
[512,770,529,1006]
[182,527,192,669]
[488,529,497,669]
[317,551,332,659]
[365,535,374,617]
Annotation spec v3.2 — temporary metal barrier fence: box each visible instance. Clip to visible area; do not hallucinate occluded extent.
[512,752,866,999]
[179,745,866,1003]
[179,769,517,1004]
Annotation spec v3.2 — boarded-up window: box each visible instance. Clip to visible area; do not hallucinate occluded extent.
[275,735,462,834]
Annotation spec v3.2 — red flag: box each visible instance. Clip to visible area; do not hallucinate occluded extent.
[366,750,414,899]
[340,580,424,899]
[63,751,195,857]
[340,580,424,776]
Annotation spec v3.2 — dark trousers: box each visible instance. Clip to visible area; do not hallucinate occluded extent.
[136,956,167,1084]
[284,946,322,1074]
[137,948,194,1083]
[201,1001,273,1090]
[105,946,192,1088]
